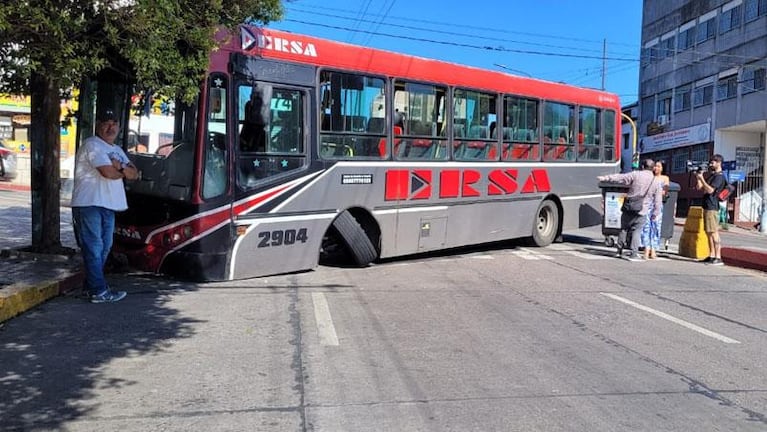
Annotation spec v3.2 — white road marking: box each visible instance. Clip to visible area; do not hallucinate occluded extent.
[600,293,741,344]
[518,248,554,260]
[511,250,541,260]
[312,293,339,346]
[564,250,611,260]
[471,255,495,260]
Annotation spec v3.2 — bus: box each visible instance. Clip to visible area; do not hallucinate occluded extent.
[106,25,621,281]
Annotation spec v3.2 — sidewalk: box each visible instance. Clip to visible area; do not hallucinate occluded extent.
[673,216,767,272]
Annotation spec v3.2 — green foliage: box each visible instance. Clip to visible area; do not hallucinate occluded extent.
[0,0,283,99]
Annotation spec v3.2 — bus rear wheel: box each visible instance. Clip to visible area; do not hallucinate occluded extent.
[325,210,377,267]
[532,199,559,247]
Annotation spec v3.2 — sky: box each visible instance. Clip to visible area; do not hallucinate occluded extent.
[270,0,644,105]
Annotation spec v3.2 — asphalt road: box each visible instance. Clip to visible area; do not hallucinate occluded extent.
[1,222,766,431]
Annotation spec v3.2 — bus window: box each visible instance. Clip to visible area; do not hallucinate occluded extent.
[453,89,497,161]
[203,75,228,199]
[604,110,617,162]
[122,89,198,201]
[578,107,601,161]
[319,70,386,159]
[393,81,447,160]
[543,101,575,161]
[502,96,539,161]
[237,84,307,190]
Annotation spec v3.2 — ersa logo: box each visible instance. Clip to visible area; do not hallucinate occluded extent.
[241,27,318,57]
[384,169,551,201]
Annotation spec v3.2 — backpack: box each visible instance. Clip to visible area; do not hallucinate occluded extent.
[716,175,735,202]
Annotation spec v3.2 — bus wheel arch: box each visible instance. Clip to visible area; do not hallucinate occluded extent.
[321,208,380,267]
[531,195,562,247]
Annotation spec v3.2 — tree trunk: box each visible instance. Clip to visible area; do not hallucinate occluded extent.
[29,71,63,252]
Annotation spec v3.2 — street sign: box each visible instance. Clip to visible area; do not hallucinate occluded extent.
[728,170,746,183]
[722,160,736,170]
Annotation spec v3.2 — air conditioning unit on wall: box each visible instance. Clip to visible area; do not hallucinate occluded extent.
[657,114,668,125]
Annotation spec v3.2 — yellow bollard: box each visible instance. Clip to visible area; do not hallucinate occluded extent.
[678,206,709,259]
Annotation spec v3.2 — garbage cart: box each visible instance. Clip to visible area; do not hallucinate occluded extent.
[599,181,629,248]
[660,182,680,250]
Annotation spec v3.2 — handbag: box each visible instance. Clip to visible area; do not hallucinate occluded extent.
[621,177,654,214]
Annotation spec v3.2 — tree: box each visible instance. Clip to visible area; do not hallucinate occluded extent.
[0,0,283,253]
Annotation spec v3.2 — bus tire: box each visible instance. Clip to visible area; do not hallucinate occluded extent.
[532,199,559,247]
[332,210,377,266]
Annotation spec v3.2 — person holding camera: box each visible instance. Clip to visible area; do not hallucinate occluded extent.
[598,159,664,261]
[695,154,726,266]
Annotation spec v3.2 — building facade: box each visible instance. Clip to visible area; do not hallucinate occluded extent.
[639,0,766,228]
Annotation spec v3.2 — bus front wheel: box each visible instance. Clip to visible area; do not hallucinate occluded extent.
[532,199,559,247]
[327,210,377,266]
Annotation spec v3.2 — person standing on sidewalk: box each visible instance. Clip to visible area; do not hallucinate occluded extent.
[598,159,663,261]
[640,161,671,259]
[695,154,726,266]
[71,109,139,302]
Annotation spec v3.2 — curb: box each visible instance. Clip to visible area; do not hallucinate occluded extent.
[0,182,31,192]
[0,271,83,323]
[721,247,767,273]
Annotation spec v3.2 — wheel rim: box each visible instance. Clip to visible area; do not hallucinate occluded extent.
[536,204,554,238]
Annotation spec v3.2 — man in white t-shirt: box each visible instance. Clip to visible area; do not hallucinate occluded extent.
[71,109,139,303]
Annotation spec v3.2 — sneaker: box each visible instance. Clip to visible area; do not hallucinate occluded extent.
[708,258,724,266]
[90,290,127,303]
[626,254,644,262]
[700,256,714,263]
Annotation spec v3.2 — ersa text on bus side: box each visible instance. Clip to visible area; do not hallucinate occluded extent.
[384,168,552,201]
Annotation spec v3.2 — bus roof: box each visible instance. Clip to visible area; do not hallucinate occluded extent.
[219,25,620,109]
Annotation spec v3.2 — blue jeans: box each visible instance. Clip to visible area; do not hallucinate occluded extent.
[73,206,115,295]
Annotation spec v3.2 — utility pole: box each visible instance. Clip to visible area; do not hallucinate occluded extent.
[601,39,607,91]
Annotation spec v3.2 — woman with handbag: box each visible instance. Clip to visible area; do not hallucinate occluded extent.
[598,159,664,261]
[640,161,670,259]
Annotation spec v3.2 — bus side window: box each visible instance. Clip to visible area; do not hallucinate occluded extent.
[203,75,229,199]
[240,88,268,153]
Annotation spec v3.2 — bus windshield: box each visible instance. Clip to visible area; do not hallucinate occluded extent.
[124,93,199,201]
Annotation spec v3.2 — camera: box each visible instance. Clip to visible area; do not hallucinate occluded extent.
[686,160,708,173]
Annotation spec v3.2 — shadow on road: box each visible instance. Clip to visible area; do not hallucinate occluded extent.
[0,276,201,431]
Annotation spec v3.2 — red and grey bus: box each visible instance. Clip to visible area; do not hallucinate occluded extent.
[107,25,621,281]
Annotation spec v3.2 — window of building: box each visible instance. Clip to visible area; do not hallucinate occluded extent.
[678,27,696,51]
[691,145,710,165]
[674,85,691,112]
[716,75,738,100]
[719,4,742,34]
[697,17,716,43]
[671,152,688,174]
[662,37,676,58]
[745,0,767,22]
[742,66,767,93]
[693,84,714,107]
[641,96,654,122]
[656,91,672,116]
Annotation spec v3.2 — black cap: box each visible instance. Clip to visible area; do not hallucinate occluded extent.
[96,109,118,123]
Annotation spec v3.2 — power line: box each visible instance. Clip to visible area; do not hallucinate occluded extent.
[283,19,640,62]
[286,6,637,57]
[285,4,641,49]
